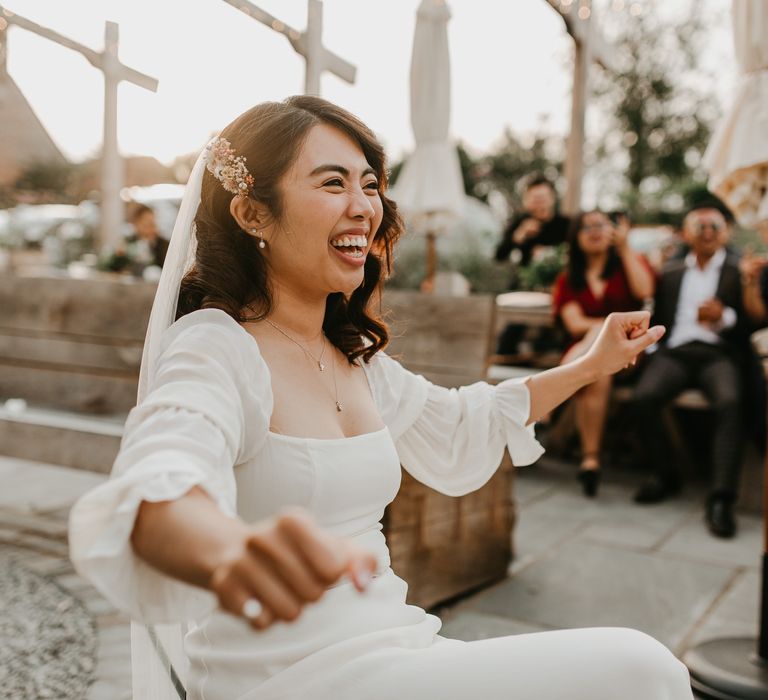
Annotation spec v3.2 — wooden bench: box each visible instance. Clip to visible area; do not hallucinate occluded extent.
[381,290,515,608]
[0,273,155,472]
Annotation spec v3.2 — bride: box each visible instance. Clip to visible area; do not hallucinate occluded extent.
[69,95,691,700]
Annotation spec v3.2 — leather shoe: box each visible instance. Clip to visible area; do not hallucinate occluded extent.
[577,469,601,498]
[633,475,681,504]
[706,497,737,538]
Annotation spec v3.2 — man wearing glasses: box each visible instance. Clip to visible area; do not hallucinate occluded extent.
[630,203,747,539]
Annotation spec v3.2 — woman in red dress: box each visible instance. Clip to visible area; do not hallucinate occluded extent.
[552,210,656,496]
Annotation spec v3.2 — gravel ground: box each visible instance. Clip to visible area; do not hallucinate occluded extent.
[0,549,98,699]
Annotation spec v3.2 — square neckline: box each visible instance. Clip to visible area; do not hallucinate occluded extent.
[267,426,390,444]
[227,312,388,442]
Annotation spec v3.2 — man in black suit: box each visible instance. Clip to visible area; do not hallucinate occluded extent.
[631,203,746,538]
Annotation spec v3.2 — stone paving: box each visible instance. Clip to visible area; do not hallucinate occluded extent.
[0,452,762,698]
[438,456,762,700]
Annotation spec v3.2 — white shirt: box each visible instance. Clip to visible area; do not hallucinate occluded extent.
[666,248,737,349]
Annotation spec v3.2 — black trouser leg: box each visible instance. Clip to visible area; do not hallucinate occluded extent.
[698,354,743,499]
[496,323,525,355]
[631,349,690,482]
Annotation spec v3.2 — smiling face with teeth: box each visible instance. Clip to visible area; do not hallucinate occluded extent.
[242,124,384,301]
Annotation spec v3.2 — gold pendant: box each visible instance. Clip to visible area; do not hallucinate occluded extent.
[336,401,343,412]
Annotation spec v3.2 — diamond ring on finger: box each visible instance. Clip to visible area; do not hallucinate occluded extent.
[242,598,263,620]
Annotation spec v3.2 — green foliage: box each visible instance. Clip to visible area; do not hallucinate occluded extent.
[387,242,511,294]
[478,130,563,213]
[388,131,564,218]
[593,2,717,222]
[387,159,404,187]
[13,161,84,203]
[515,244,567,291]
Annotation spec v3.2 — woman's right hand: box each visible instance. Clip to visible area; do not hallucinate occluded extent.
[583,310,665,377]
[512,217,541,245]
[209,508,377,630]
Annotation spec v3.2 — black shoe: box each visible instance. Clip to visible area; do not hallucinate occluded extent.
[706,496,737,538]
[633,475,681,504]
[577,469,600,498]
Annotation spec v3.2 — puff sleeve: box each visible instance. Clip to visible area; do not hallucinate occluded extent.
[68,309,272,623]
[364,352,544,497]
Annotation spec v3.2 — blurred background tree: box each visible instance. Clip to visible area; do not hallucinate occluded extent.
[1,160,90,207]
[390,128,564,218]
[592,2,719,224]
[476,128,563,214]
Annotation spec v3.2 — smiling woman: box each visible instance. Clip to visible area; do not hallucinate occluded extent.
[177,97,401,365]
[68,96,691,700]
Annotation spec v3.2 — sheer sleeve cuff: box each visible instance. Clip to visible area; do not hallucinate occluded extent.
[69,457,229,624]
[493,377,545,466]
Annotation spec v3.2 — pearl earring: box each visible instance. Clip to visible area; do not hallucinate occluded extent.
[249,227,265,249]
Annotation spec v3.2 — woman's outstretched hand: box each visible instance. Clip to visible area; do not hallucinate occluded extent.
[209,507,377,631]
[583,310,665,377]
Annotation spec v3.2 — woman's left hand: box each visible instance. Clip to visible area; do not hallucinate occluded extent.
[583,311,665,377]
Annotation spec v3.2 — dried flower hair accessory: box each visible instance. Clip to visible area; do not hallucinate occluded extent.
[204,137,255,196]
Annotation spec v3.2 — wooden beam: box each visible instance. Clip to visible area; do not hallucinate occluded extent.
[0,21,7,75]
[542,0,618,213]
[0,5,158,251]
[0,6,157,90]
[543,0,618,72]
[220,0,356,90]
[563,35,589,215]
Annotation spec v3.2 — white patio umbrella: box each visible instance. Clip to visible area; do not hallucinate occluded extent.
[703,0,768,231]
[391,0,465,290]
[684,3,768,697]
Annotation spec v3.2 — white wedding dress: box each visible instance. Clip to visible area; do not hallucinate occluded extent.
[69,308,692,700]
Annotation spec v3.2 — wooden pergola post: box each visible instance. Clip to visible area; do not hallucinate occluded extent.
[0,6,158,251]
[544,1,617,215]
[221,0,356,95]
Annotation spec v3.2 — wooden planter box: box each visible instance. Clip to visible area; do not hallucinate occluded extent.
[384,462,514,609]
[381,290,515,608]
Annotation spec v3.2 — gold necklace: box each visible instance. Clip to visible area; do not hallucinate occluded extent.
[330,345,342,413]
[265,319,327,372]
[265,319,342,412]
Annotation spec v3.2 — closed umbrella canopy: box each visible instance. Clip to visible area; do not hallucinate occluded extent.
[392,0,465,232]
[704,0,768,228]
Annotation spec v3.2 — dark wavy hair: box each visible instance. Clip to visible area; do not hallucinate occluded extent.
[565,209,619,292]
[176,96,404,363]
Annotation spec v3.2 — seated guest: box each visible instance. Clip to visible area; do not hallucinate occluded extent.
[107,204,169,274]
[495,174,570,354]
[553,210,655,497]
[495,173,570,271]
[631,203,747,538]
[129,204,169,269]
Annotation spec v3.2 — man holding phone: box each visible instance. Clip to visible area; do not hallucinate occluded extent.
[495,174,570,271]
